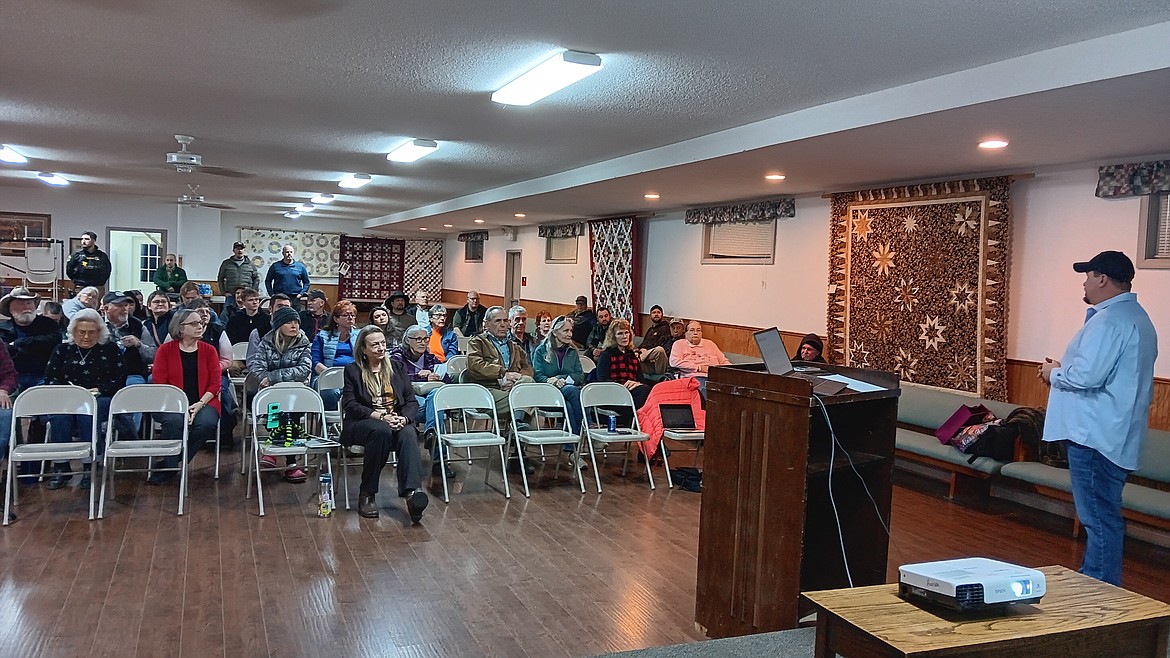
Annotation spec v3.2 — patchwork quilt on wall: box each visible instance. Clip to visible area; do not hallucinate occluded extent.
[826,177,1013,400]
[589,216,640,330]
[240,228,341,283]
[338,235,405,301]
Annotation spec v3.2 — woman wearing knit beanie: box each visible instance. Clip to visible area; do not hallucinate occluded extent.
[247,306,313,483]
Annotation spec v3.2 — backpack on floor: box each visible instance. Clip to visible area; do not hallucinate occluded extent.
[669,467,702,493]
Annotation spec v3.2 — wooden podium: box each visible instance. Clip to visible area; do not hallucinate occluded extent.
[695,362,900,638]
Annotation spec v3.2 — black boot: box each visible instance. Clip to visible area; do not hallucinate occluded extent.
[47,463,71,490]
[406,489,429,524]
[358,492,379,518]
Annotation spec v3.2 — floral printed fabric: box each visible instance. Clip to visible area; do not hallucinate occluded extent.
[684,198,795,224]
[1096,160,1170,197]
[826,177,1013,400]
[537,222,586,238]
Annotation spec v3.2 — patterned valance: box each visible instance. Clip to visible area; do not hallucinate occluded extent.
[457,230,489,242]
[1096,160,1170,198]
[538,222,586,238]
[684,197,795,224]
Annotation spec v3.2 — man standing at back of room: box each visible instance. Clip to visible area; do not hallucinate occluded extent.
[1039,250,1157,587]
[218,241,260,309]
[452,290,486,337]
[265,244,311,310]
[65,231,112,296]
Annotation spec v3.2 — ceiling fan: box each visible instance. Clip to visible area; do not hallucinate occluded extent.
[171,184,235,210]
[160,134,255,178]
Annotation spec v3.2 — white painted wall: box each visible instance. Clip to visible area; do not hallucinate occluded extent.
[442,226,593,305]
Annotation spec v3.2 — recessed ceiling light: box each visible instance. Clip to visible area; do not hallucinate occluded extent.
[474,218,485,224]
[491,50,604,106]
[443,224,453,228]
[311,193,335,204]
[387,138,439,163]
[284,211,301,219]
[765,174,786,181]
[514,213,526,218]
[296,203,315,213]
[0,145,28,164]
[419,227,428,231]
[37,172,69,187]
[338,173,373,189]
[644,193,660,200]
[978,139,1009,149]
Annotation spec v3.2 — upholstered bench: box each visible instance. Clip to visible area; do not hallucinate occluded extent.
[1000,428,1170,535]
[894,383,1020,498]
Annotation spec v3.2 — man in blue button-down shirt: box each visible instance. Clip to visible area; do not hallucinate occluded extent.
[265,244,311,310]
[1040,250,1158,586]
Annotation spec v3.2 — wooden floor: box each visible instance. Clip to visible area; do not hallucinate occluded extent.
[1,446,1168,658]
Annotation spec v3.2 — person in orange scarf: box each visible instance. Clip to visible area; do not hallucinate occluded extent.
[424,304,459,362]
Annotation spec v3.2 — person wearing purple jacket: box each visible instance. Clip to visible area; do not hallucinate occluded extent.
[390,324,453,477]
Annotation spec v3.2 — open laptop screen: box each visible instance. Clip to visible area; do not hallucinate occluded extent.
[659,403,697,430]
[753,327,794,376]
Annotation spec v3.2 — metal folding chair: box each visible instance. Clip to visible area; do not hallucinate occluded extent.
[507,383,584,496]
[4,385,99,525]
[578,382,656,493]
[245,384,331,516]
[98,384,190,517]
[432,384,510,503]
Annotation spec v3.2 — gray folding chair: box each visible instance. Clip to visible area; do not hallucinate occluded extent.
[508,383,584,496]
[432,383,510,503]
[4,385,99,525]
[578,382,656,493]
[99,384,189,517]
[246,384,331,516]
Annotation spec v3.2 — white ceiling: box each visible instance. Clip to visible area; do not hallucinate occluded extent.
[2,2,1170,235]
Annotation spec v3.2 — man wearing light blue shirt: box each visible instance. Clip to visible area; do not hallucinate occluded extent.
[1040,250,1157,586]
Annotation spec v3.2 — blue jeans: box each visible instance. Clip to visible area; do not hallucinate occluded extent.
[319,387,341,412]
[126,374,146,434]
[49,397,139,463]
[1066,441,1129,586]
[0,408,11,458]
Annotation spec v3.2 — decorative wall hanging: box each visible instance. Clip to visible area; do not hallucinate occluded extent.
[240,228,341,283]
[457,231,489,242]
[684,198,795,224]
[1096,160,1170,197]
[826,177,1013,400]
[589,216,640,330]
[337,235,404,301]
[537,222,586,238]
[403,239,444,299]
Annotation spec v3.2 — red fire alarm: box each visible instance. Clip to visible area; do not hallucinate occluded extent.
[521,276,527,286]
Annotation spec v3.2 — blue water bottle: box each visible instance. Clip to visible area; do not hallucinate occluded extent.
[607,414,616,433]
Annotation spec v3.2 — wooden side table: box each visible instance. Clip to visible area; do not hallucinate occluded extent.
[801,566,1170,657]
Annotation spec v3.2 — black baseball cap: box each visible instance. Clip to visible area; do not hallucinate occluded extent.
[575,295,588,303]
[1073,250,1134,284]
[233,241,246,249]
[308,289,328,302]
[103,290,133,305]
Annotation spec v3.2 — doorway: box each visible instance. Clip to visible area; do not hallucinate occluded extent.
[107,227,167,293]
[503,250,522,309]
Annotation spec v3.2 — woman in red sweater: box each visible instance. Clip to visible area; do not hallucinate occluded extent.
[149,308,222,484]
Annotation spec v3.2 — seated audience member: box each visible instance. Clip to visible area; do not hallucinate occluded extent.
[178,281,202,306]
[0,343,16,475]
[794,333,827,364]
[247,294,293,361]
[218,284,248,323]
[1,287,64,391]
[44,309,134,490]
[531,315,586,463]
[310,300,358,410]
[341,325,428,522]
[637,305,672,375]
[147,308,221,484]
[596,319,654,409]
[669,321,730,392]
[567,295,597,347]
[176,298,238,442]
[451,290,486,337]
[507,305,537,363]
[391,325,451,477]
[533,310,553,345]
[299,289,331,338]
[104,291,157,432]
[38,300,68,329]
[383,290,414,345]
[368,305,391,339]
[125,290,147,320]
[466,306,535,473]
[166,293,181,310]
[143,291,173,346]
[153,253,188,294]
[585,307,613,360]
[425,304,459,362]
[408,290,431,327]
[667,317,686,347]
[63,286,100,319]
[225,287,270,346]
[246,306,312,483]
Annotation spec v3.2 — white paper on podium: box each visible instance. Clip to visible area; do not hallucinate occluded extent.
[819,374,886,393]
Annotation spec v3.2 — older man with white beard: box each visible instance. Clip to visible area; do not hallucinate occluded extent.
[1,287,65,393]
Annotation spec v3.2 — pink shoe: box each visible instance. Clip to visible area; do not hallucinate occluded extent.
[259,455,278,469]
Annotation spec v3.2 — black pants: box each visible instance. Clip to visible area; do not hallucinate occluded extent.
[157,406,220,465]
[344,419,421,496]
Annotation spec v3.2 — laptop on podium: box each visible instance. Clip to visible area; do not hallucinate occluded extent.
[752,327,848,396]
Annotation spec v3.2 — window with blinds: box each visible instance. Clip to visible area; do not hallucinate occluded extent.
[702,220,776,264]
[1139,192,1170,269]
[464,240,483,263]
[545,236,578,263]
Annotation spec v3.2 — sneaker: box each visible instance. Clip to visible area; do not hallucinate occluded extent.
[283,466,307,483]
[47,464,70,490]
[406,489,429,524]
[567,452,589,470]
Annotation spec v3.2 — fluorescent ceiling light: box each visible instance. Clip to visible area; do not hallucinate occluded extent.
[443,224,453,228]
[37,172,69,187]
[979,139,1009,149]
[473,218,485,224]
[514,213,526,218]
[644,193,660,200]
[296,203,316,213]
[765,174,786,181]
[491,50,603,106]
[311,193,335,204]
[419,227,428,231]
[0,145,28,164]
[387,139,439,163]
[338,173,372,189]
[284,211,301,219]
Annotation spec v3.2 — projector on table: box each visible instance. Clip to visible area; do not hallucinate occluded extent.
[898,557,1045,612]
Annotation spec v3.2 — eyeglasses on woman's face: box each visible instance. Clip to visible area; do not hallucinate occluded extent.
[338,313,357,319]
[182,320,207,327]
[405,334,427,342]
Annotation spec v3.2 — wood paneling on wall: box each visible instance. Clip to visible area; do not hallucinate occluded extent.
[442,289,576,319]
[1007,359,1170,431]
